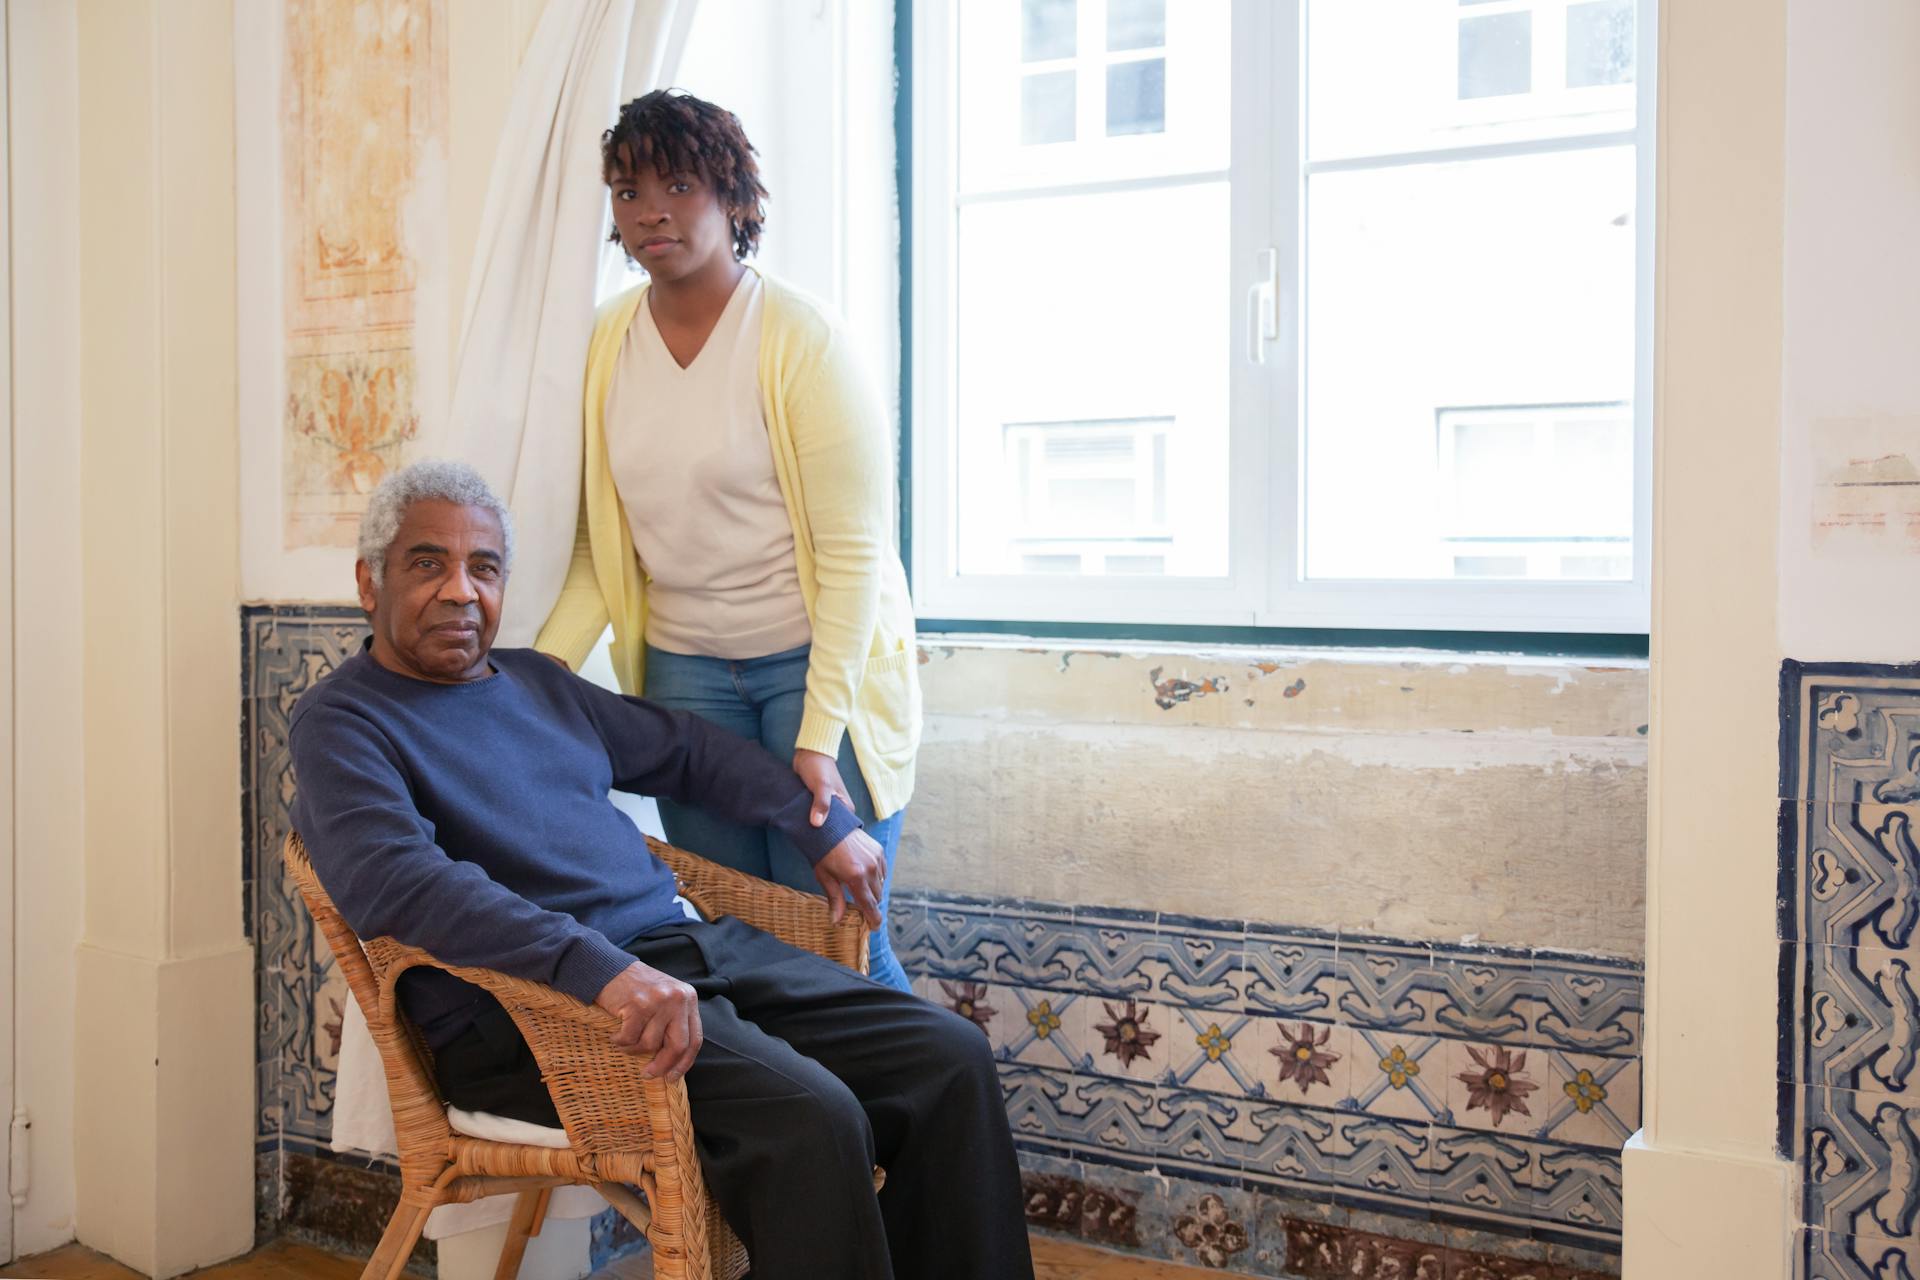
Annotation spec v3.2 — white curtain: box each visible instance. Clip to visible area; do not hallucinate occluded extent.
[327,0,697,1243]
[446,0,698,646]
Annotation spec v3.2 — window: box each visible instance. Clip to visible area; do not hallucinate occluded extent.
[910,0,1654,632]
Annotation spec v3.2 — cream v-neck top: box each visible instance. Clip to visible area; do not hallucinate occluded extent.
[603,272,812,659]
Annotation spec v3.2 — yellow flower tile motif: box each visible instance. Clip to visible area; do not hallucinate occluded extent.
[1379,1045,1421,1089]
[1027,999,1062,1039]
[1195,1023,1232,1062]
[1564,1068,1608,1114]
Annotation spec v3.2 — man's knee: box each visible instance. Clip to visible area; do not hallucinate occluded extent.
[911,1001,1002,1087]
[785,1072,876,1166]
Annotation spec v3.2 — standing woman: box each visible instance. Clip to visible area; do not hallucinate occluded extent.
[536,90,920,991]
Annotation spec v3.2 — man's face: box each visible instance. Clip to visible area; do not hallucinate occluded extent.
[356,499,506,683]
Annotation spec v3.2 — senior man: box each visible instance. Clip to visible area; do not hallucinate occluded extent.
[289,460,1032,1280]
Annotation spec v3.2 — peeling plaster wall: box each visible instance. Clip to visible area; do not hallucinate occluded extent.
[901,641,1649,959]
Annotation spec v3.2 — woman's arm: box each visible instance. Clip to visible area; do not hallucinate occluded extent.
[788,332,892,760]
[533,507,611,670]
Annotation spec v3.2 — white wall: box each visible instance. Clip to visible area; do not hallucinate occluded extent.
[8,3,85,1257]
[1776,0,1920,660]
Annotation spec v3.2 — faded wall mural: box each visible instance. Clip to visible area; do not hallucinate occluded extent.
[280,0,446,548]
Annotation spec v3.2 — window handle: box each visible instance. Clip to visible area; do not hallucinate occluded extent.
[1248,247,1279,364]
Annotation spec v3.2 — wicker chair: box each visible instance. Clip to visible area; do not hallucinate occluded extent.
[284,830,871,1280]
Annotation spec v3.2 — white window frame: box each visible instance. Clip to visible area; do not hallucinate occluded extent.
[910,0,1655,633]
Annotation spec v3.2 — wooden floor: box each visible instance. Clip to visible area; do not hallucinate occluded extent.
[0,1235,1217,1280]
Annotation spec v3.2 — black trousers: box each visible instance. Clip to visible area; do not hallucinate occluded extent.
[434,916,1035,1280]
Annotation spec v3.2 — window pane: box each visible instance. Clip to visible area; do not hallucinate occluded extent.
[1021,0,1075,61]
[1302,146,1636,581]
[1021,70,1077,144]
[954,184,1230,578]
[1308,0,1635,161]
[1107,0,1166,52]
[1566,0,1635,88]
[960,0,1228,193]
[1457,11,1531,100]
[1106,58,1166,136]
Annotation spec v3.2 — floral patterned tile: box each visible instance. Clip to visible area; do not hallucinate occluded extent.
[1150,1180,1259,1273]
[1242,923,1344,1021]
[1082,995,1176,1085]
[1236,1098,1345,1195]
[1802,1082,1920,1244]
[1801,1226,1920,1280]
[1425,1125,1542,1225]
[1155,911,1246,1011]
[994,985,1092,1073]
[1807,943,1920,1099]
[1330,1113,1433,1206]
[1066,907,1164,1003]
[1533,1145,1623,1238]
[1349,1026,1454,1125]
[1155,1086,1249,1173]
[988,899,1080,990]
[920,899,1001,982]
[1443,1040,1551,1137]
[1537,1052,1640,1148]
[1162,1007,1267,1098]
[1241,1016,1356,1108]
[1334,937,1440,1036]
[1428,949,1544,1047]
[1532,957,1642,1057]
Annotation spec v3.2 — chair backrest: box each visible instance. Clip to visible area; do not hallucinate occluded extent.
[283,831,455,1180]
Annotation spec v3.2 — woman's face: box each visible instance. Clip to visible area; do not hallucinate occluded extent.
[609,164,736,285]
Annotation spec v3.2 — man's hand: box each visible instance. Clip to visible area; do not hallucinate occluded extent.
[595,960,703,1081]
[813,828,887,929]
[794,748,855,828]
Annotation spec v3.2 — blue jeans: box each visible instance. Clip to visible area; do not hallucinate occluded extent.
[643,643,910,991]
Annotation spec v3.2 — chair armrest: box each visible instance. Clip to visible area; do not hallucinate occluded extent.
[648,837,870,975]
[363,937,686,1166]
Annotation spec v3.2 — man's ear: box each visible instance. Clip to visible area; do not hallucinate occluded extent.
[354,559,378,615]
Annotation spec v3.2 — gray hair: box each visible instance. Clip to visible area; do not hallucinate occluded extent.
[357,459,515,588]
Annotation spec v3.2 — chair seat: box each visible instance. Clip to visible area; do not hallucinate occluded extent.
[447,1105,572,1150]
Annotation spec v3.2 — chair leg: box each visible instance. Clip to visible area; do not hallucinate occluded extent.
[492,1190,545,1280]
[363,1201,430,1280]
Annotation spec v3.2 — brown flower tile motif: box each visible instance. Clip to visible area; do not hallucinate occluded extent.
[1280,1216,1615,1280]
[1022,1172,1082,1233]
[938,979,996,1035]
[1092,998,1162,1068]
[1018,1170,1140,1248]
[1271,1020,1342,1096]
[1078,1185,1139,1248]
[1286,1219,1445,1279]
[1172,1193,1250,1268]
[1456,1044,1540,1128]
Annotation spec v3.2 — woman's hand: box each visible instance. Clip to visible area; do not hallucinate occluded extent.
[813,829,887,928]
[794,748,855,828]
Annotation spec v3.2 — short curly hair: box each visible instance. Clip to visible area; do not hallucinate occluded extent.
[603,89,768,261]
[357,459,514,589]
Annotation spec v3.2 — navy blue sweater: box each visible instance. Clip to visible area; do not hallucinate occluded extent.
[288,643,861,1046]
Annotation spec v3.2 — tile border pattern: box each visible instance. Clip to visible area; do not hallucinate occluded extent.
[891,890,1639,1256]
[1780,661,1920,1280]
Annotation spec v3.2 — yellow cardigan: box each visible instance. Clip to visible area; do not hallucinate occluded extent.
[534,271,921,820]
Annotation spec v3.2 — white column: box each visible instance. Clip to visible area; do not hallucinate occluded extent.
[68,2,254,1275]
[1621,0,1795,1274]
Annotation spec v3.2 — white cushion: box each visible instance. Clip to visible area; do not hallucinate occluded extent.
[446,1104,572,1149]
